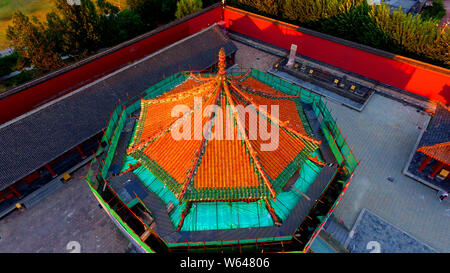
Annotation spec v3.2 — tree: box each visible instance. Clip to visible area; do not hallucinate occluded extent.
[175,0,202,19]
[203,0,219,7]
[45,11,67,55]
[116,9,145,41]
[255,0,283,17]
[304,1,395,50]
[53,0,101,57]
[234,0,283,17]
[283,0,363,23]
[6,0,151,73]
[127,0,151,26]
[127,0,177,27]
[369,3,449,66]
[96,0,146,46]
[7,12,63,71]
[421,0,446,21]
[0,51,19,77]
[162,0,178,20]
[96,0,122,47]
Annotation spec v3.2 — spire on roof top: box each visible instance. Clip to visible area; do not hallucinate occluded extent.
[218,47,226,76]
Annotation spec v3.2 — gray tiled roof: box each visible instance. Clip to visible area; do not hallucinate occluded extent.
[419,102,450,148]
[0,25,237,190]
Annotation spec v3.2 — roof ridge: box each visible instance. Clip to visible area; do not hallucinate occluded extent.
[419,141,450,149]
[232,80,300,99]
[127,81,217,154]
[177,82,222,201]
[228,80,321,147]
[142,79,215,104]
[223,79,277,199]
[189,71,214,83]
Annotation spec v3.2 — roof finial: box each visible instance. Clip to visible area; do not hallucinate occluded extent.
[218,48,226,76]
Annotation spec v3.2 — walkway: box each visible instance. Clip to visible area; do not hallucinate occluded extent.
[0,165,130,253]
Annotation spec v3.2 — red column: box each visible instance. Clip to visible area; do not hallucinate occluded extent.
[45,164,57,177]
[430,161,444,178]
[76,146,86,159]
[9,186,22,198]
[418,156,432,172]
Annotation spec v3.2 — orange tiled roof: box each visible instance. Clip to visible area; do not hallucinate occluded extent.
[418,142,450,165]
[127,48,321,202]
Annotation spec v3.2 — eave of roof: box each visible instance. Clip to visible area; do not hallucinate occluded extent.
[417,102,450,150]
[417,142,450,166]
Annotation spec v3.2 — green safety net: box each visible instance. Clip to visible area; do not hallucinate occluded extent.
[102,109,128,177]
[180,200,273,231]
[270,150,322,221]
[134,165,180,206]
[120,119,138,173]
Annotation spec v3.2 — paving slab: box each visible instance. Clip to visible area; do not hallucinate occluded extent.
[345,208,436,253]
[324,94,450,252]
[0,165,130,253]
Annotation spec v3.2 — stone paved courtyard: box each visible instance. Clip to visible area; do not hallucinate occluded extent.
[323,94,450,253]
[0,164,130,253]
[345,209,436,253]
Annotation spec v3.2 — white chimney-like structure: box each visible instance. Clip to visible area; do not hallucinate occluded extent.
[286,44,297,68]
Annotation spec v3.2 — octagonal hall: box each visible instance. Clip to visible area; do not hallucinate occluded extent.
[87,48,356,252]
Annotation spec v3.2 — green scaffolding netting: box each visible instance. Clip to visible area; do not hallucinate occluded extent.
[180,200,273,231]
[270,150,323,221]
[119,119,139,173]
[102,109,128,177]
[133,165,180,206]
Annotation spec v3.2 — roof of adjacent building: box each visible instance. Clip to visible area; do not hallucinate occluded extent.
[0,24,237,191]
[418,103,450,144]
[416,102,450,165]
[417,142,450,165]
[127,49,321,202]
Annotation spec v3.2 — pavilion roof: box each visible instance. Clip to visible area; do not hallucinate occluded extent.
[418,142,450,166]
[126,48,321,202]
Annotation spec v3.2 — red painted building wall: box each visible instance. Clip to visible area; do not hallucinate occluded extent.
[224,6,449,105]
[1,5,448,125]
[0,5,223,124]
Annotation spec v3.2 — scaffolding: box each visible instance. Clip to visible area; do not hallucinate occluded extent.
[85,58,358,252]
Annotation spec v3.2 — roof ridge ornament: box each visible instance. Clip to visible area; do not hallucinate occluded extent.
[218,47,226,77]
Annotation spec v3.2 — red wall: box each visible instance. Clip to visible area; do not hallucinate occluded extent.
[0,5,222,124]
[224,7,449,105]
[2,5,448,125]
